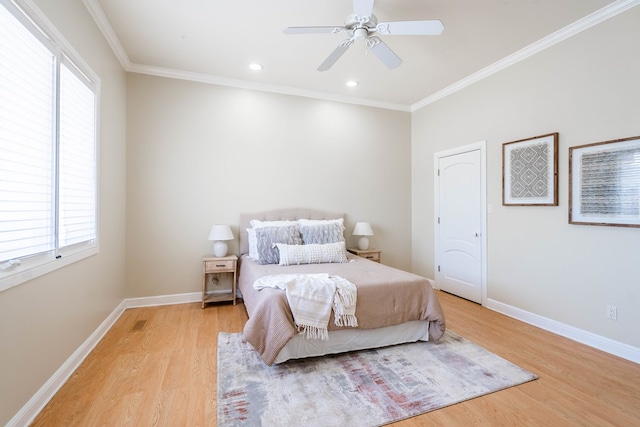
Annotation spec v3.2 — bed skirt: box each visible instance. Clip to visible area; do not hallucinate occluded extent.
[274,320,430,364]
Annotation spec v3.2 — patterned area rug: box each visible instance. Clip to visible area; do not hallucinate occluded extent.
[217,330,537,426]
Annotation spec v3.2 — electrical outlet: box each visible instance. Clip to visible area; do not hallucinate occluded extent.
[606,304,617,321]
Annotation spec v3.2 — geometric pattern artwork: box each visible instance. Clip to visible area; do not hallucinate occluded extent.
[503,133,558,206]
[510,142,549,198]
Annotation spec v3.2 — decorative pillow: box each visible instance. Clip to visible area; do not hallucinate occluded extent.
[247,220,298,260]
[246,228,258,259]
[254,225,302,265]
[276,241,348,266]
[298,218,345,245]
[250,219,298,228]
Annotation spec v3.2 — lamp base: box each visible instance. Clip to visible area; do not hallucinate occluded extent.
[213,241,228,257]
[357,236,370,250]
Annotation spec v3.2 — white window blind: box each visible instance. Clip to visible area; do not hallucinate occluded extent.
[0,1,56,262]
[59,60,97,248]
[0,0,98,287]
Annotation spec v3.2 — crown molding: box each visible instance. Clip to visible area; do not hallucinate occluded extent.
[82,0,639,112]
[127,63,411,112]
[411,0,640,112]
[82,0,131,68]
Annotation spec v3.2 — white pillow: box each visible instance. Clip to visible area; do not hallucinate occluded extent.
[247,220,298,259]
[276,241,348,266]
[246,228,257,259]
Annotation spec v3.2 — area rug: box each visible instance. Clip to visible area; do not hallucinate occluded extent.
[217,330,537,426]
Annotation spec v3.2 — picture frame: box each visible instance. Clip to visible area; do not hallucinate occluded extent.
[503,133,558,206]
[569,135,640,227]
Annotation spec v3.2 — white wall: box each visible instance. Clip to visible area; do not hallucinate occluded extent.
[412,6,640,349]
[125,74,412,297]
[0,0,127,424]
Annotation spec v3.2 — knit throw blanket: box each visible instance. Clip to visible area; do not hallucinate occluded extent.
[253,273,358,340]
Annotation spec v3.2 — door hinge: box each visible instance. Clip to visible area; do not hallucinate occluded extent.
[437,169,440,176]
[438,217,440,224]
[438,265,440,272]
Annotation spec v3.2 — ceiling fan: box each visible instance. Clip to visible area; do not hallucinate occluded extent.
[283,0,444,71]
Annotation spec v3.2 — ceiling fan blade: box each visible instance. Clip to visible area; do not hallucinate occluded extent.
[367,37,402,69]
[353,0,374,18]
[283,26,345,35]
[376,20,444,36]
[317,40,353,71]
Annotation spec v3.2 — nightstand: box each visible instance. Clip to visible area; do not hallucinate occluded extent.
[202,255,237,308]
[347,248,381,263]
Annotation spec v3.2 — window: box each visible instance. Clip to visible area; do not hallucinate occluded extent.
[0,0,98,291]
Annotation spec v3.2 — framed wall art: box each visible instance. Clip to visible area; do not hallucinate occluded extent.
[569,135,640,227]
[503,133,558,206]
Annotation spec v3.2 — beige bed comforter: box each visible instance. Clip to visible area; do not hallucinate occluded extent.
[238,254,446,365]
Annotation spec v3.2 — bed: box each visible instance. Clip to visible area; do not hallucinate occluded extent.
[237,208,446,365]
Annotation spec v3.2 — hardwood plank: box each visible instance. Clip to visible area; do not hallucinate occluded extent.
[31,292,640,426]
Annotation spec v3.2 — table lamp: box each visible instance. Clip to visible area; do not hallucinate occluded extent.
[208,224,234,257]
[352,222,374,250]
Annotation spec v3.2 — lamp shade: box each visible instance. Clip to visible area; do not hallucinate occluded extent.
[208,224,234,241]
[352,222,374,236]
[208,224,234,257]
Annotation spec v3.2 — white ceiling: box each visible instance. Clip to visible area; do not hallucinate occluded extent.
[85,0,626,111]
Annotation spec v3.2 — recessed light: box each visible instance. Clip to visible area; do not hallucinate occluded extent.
[249,63,263,71]
[346,80,359,87]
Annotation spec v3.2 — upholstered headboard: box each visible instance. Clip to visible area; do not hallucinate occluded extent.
[239,208,344,255]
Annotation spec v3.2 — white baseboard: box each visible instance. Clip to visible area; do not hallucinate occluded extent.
[7,300,127,427]
[486,298,640,364]
[123,291,201,308]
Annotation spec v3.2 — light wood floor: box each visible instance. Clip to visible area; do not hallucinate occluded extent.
[32,291,640,426]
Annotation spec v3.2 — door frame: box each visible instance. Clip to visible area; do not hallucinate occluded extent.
[433,141,488,306]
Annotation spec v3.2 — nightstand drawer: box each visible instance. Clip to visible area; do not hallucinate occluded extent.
[205,260,235,272]
[347,248,381,263]
[361,253,380,262]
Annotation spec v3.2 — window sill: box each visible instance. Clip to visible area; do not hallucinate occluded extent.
[0,243,98,293]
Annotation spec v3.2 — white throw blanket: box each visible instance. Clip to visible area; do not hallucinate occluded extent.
[253,273,358,340]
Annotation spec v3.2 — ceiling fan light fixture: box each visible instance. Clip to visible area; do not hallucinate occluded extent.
[249,62,263,71]
[283,0,444,71]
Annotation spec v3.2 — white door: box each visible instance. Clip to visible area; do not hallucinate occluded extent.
[435,144,485,304]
